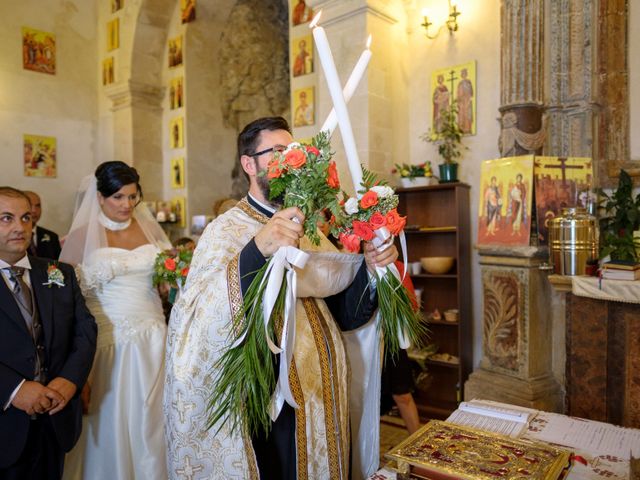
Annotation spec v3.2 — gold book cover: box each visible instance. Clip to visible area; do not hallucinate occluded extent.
[385,420,571,480]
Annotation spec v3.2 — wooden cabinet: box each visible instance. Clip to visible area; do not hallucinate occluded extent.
[397,182,472,419]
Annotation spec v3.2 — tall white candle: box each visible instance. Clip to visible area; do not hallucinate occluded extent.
[320,35,372,137]
[311,12,364,195]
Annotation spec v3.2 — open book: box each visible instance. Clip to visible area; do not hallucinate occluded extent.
[446,399,538,437]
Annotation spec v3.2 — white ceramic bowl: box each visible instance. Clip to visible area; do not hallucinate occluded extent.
[420,256,455,275]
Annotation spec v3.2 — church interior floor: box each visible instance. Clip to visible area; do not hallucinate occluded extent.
[379,414,411,463]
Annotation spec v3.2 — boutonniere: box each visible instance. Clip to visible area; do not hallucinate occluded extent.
[43,262,65,288]
[41,234,51,243]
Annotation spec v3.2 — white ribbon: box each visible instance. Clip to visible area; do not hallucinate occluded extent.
[229,246,309,420]
[372,226,411,349]
[263,247,310,420]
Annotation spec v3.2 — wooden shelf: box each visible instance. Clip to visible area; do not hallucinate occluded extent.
[405,226,457,234]
[427,318,459,326]
[425,358,460,369]
[398,182,472,419]
[411,273,457,279]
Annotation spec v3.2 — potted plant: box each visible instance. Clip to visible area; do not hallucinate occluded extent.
[421,101,465,183]
[598,169,640,261]
[392,162,434,188]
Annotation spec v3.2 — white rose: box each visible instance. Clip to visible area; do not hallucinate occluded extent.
[344,197,359,215]
[284,142,301,154]
[370,185,394,198]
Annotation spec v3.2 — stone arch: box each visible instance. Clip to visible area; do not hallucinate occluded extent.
[109,0,290,212]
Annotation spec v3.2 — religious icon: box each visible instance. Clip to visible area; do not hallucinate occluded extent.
[171,196,186,228]
[291,0,314,26]
[292,34,313,77]
[169,77,184,109]
[292,87,314,127]
[170,117,184,148]
[171,157,185,188]
[477,156,534,247]
[24,134,57,178]
[102,57,115,85]
[168,36,183,68]
[111,0,123,13]
[534,156,593,245]
[431,61,476,136]
[180,0,196,24]
[107,18,119,51]
[22,27,56,75]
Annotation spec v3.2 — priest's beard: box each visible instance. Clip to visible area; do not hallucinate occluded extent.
[257,168,284,208]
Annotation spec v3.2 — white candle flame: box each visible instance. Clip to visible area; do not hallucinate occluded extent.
[309,11,322,28]
[366,34,372,49]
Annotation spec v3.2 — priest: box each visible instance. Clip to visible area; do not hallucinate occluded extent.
[164,116,397,479]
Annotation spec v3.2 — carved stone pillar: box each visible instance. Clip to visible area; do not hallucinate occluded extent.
[498,0,545,157]
[465,251,563,411]
[106,81,164,200]
[548,0,631,186]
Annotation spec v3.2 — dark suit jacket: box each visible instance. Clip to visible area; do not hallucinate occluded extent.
[0,257,97,468]
[33,225,62,260]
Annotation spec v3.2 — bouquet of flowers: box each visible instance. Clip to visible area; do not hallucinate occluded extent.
[207,132,343,436]
[152,247,193,289]
[331,169,427,357]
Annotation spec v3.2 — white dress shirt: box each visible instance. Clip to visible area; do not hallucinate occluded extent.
[0,255,32,410]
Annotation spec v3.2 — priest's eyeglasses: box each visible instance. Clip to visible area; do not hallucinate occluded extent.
[250,144,286,158]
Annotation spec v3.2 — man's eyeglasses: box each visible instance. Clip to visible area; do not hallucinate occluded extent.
[250,144,286,158]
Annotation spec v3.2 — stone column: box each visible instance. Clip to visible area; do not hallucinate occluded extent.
[547,0,631,186]
[466,0,563,412]
[498,0,545,156]
[106,80,164,200]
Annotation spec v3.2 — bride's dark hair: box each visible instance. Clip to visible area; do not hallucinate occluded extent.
[95,161,143,199]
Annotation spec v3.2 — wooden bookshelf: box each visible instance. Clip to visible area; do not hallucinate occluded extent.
[397,182,472,420]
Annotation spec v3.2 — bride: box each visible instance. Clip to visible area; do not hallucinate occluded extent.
[60,161,170,479]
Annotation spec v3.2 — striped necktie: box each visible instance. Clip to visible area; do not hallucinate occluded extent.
[7,266,34,317]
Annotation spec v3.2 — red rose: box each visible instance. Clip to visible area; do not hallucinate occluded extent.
[352,220,375,241]
[305,145,320,156]
[164,257,177,271]
[180,267,190,277]
[326,161,340,189]
[339,232,361,253]
[369,212,386,229]
[267,159,284,179]
[385,209,407,235]
[284,149,306,169]
[360,190,379,209]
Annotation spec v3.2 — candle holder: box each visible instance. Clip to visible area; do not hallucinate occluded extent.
[421,1,461,40]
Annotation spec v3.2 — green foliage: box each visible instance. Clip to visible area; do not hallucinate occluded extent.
[598,169,640,261]
[420,101,465,164]
[376,271,428,359]
[206,263,287,436]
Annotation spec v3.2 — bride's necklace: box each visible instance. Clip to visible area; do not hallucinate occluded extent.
[98,210,132,231]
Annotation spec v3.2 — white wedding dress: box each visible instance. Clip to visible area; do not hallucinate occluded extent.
[63,244,168,480]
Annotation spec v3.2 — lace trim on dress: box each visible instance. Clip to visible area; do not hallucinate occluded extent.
[75,261,116,296]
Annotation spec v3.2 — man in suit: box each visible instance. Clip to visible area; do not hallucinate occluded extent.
[0,187,97,480]
[24,191,61,260]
